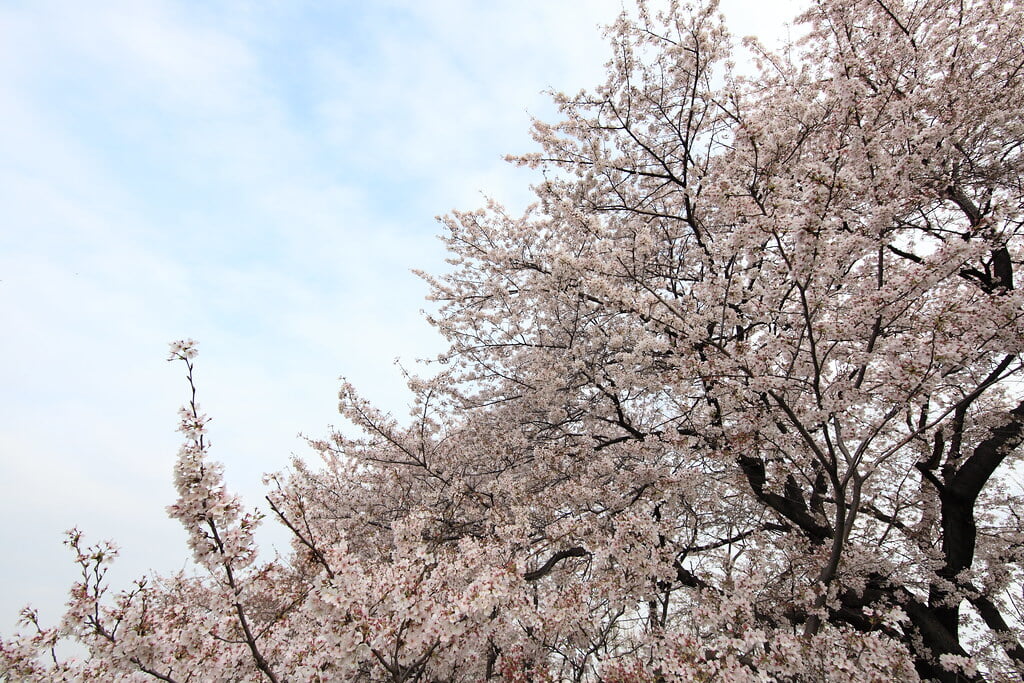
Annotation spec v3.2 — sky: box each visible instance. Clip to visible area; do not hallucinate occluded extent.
[0,0,801,638]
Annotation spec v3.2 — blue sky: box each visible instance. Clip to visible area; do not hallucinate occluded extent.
[0,0,799,636]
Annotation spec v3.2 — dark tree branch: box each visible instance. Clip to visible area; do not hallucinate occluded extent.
[949,399,1024,510]
[965,589,1024,675]
[524,547,589,582]
[738,455,832,543]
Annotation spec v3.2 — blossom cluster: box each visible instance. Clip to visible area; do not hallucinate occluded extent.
[5,0,1024,680]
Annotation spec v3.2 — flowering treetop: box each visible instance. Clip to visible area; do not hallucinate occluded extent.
[4,0,1024,680]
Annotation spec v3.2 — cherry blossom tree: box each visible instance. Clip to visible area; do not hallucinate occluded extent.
[5,0,1024,680]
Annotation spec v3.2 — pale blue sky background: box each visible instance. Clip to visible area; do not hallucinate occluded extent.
[0,0,798,636]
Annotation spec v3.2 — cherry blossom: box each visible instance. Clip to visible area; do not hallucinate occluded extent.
[4,0,1024,680]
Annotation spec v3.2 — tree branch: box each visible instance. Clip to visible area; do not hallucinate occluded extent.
[524,547,589,582]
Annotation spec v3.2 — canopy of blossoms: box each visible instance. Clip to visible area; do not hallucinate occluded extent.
[4,0,1024,680]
